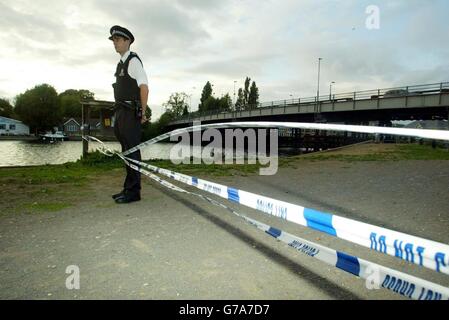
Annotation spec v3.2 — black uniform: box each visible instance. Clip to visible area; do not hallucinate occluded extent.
[113,52,143,198]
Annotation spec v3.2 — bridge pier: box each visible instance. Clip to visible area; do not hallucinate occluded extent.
[293,128,302,152]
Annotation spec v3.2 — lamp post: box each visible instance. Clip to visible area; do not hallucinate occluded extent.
[316,57,322,115]
[329,81,335,100]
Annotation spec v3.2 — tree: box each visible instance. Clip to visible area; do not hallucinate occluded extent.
[234,77,260,110]
[199,81,213,112]
[14,84,62,134]
[58,89,95,119]
[0,98,14,118]
[248,81,259,109]
[203,96,219,111]
[218,94,232,112]
[243,77,251,109]
[145,106,152,121]
[182,105,189,116]
[79,90,95,101]
[235,88,244,111]
[162,92,189,118]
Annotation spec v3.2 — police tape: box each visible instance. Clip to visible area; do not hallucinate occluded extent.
[122,121,449,156]
[85,118,449,275]
[120,154,449,277]
[85,126,449,275]
[85,135,449,299]
[122,154,449,300]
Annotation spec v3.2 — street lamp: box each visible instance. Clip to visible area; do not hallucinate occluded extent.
[316,57,322,114]
[329,81,335,100]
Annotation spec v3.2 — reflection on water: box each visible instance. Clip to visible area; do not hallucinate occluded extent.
[0,140,173,167]
[0,140,274,167]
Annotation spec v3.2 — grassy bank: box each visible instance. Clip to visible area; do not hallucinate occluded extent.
[0,143,447,214]
[0,151,263,214]
[146,159,263,176]
[1,143,447,184]
[0,152,124,214]
[0,152,123,185]
[295,143,449,162]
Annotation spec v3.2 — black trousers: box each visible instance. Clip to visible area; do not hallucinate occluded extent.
[114,106,142,196]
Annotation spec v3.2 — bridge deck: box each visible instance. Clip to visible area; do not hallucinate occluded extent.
[172,92,449,125]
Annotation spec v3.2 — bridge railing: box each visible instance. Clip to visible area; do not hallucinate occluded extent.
[176,82,449,122]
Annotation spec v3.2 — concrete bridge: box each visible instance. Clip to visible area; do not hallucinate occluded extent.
[80,82,449,154]
[168,82,449,130]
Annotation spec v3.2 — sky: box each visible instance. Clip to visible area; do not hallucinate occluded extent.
[1,0,448,120]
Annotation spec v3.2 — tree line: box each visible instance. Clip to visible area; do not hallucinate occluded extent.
[1,77,260,139]
[0,84,95,134]
[141,77,261,140]
[198,76,260,114]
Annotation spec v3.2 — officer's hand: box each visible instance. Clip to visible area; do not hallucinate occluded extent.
[141,115,149,124]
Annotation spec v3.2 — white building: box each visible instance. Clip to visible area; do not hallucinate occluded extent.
[0,116,30,135]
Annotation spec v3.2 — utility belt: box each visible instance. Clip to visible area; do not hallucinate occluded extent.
[115,100,142,118]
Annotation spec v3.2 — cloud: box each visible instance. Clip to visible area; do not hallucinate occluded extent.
[95,0,214,59]
[187,53,279,79]
[0,0,448,122]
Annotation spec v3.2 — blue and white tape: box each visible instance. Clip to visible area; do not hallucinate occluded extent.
[122,156,449,276]
[85,120,449,275]
[87,135,449,299]
[122,121,449,156]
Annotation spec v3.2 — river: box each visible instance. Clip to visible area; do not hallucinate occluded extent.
[0,140,173,167]
[0,140,278,167]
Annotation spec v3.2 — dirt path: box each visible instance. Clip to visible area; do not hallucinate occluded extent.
[1,148,448,299]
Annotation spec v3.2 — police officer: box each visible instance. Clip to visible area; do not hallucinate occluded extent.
[109,25,149,204]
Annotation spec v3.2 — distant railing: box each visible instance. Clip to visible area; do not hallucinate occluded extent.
[176,82,449,121]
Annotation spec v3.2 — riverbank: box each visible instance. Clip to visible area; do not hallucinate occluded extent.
[1,143,448,214]
[0,135,38,141]
[65,135,118,142]
[0,142,448,299]
[0,135,118,142]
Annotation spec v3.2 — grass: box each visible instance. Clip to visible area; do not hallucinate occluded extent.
[0,151,122,214]
[295,143,449,162]
[1,144,447,185]
[145,159,263,176]
[22,202,72,213]
[395,144,449,160]
[0,143,447,214]
[0,151,123,185]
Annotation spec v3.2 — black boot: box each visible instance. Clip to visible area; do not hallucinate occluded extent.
[115,193,141,204]
[112,190,125,200]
